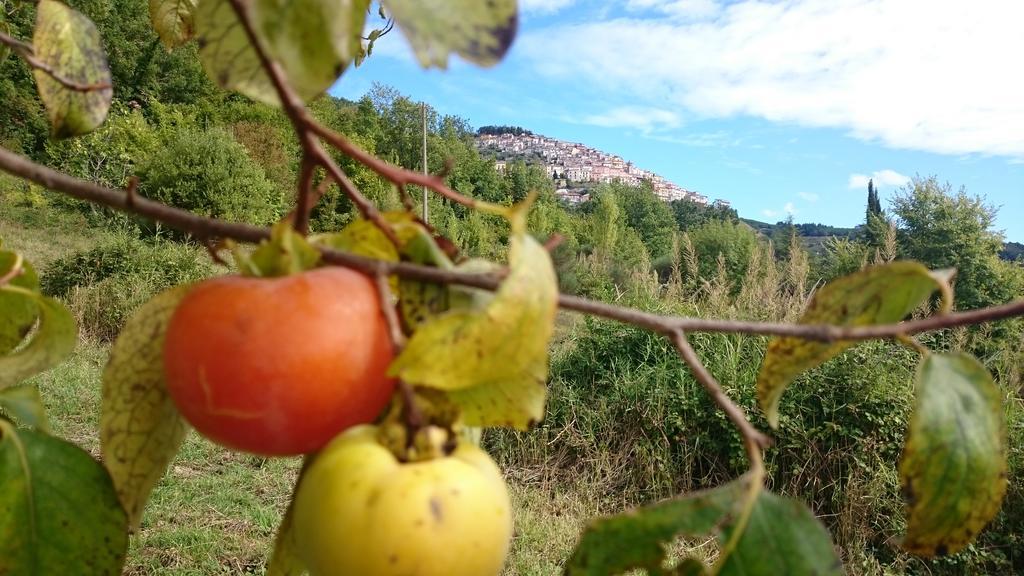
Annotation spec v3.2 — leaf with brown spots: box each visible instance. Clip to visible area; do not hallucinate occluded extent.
[195,0,369,106]
[32,0,113,136]
[150,0,198,49]
[382,0,517,68]
[389,201,557,429]
[757,262,950,428]
[566,476,749,575]
[100,285,192,531]
[0,422,128,574]
[397,229,497,332]
[899,353,1008,557]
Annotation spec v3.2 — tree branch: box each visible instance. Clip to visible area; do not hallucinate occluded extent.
[2,144,1023,344]
[224,0,398,243]
[292,156,316,234]
[0,31,112,93]
[307,121,509,215]
[670,330,770,458]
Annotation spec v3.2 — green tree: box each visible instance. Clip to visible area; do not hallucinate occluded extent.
[137,127,283,226]
[891,176,1010,309]
[601,181,675,261]
[689,220,759,291]
[771,215,798,261]
[670,197,738,231]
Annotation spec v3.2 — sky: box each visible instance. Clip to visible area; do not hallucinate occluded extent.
[330,0,1024,242]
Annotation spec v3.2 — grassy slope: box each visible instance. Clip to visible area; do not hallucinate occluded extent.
[3,206,585,575]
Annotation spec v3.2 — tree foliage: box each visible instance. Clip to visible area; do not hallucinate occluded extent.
[891,176,1008,309]
[0,2,1022,574]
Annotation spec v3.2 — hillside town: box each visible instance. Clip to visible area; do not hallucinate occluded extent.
[476,128,731,208]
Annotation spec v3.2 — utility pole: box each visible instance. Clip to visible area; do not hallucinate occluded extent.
[421,102,428,222]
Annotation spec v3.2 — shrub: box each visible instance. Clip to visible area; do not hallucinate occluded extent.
[136,127,283,226]
[41,235,217,340]
[689,220,758,291]
[66,273,164,342]
[489,300,1024,574]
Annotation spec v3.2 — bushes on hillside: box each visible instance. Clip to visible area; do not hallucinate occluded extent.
[41,235,217,341]
[137,127,284,226]
[488,284,1024,574]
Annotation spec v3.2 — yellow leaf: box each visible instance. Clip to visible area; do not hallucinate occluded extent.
[757,262,948,428]
[389,226,557,429]
[150,0,198,49]
[100,285,192,531]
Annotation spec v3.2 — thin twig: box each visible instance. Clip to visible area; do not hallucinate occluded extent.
[224,0,397,242]
[125,176,139,208]
[292,156,317,234]
[669,330,770,456]
[0,31,112,93]
[315,147,401,246]
[374,272,424,439]
[308,121,507,215]
[543,233,565,252]
[2,145,1024,343]
[374,273,406,351]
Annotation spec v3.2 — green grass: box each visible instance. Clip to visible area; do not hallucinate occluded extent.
[27,339,593,574]
[8,200,1023,575]
[0,204,110,268]
[3,202,593,574]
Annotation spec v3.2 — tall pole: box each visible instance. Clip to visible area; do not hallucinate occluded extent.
[421,102,429,222]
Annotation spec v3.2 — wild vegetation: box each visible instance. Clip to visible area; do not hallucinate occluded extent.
[2,1,1023,575]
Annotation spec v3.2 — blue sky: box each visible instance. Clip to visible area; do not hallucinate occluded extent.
[331,1,1024,242]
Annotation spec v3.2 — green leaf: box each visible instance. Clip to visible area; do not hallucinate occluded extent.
[0,251,40,355]
[236,221,322,278]
[32,0,113,137]
[898,353,1008,557]
[718,491,843,576]
[566,478,748,575]
[757,262,948,428]
[0,288,77,390]
[382,0,517,68]
[150,0,198,49]
[389,220,557,429]
[196,0,369,105]
[101,285,192,532]
[0,423,128,574]
[0,386,49,432]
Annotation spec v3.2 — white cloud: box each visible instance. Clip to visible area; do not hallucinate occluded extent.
[520,0,576,14]
[848,169,911,189]
[520,1,1024,157]
[798,192,819,202]
[649,131,739,147]
[762,209,779,218]
[578,106,682,132]
[784,202,797,215]
[625,0,721,20]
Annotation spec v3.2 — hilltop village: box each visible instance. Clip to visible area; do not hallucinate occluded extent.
[475,127,731,208]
